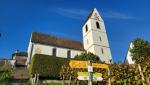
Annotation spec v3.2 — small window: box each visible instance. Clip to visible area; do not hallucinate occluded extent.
[67,50,71,58]
[101,48,104,54]
[52,48,57,56]
[85,25,88,32]
[96,22,100,29]
[99,36,102,41]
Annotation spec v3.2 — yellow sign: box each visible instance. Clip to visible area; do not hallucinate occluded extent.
[78,72,102,77]
[69,60,88,68]
[94,73,102,77]
[92,63,108,69]
[77,72,89,76]
[69,60,108,69]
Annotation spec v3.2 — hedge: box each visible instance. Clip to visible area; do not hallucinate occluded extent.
[29,54,70,79]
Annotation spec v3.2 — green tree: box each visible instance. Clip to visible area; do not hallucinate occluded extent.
[74,52,103,63]
[130,38,150,62]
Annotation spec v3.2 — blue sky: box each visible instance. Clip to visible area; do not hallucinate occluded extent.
[0,0,149,63]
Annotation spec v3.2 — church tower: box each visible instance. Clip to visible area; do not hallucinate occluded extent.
[82,8,112,63]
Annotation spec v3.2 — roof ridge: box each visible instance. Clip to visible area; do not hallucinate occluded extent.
[32,32,83,44]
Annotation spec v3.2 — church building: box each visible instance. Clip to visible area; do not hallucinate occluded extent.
[26,8,112,64]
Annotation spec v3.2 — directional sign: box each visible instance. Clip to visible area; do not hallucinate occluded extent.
[77,76,103,81]
[69,60,109,69]
[78,72,102,77]
[78,72,89,76]
[69,60,88,68]
[78,76,89,80]
[92,63,108,69]
[93,73,102,77]
[93,76,103,81]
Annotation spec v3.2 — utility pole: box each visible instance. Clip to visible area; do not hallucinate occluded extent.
[88,61,93,85]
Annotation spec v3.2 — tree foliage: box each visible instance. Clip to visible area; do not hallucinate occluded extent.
[130,38,150,62]
[74,52,103,63]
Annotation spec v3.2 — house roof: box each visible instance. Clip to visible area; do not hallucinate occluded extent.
[12,52,28,57]
[31,32,85,51]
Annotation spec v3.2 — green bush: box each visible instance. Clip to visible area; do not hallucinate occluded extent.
[0,67,12,85]
[29,54,70,79]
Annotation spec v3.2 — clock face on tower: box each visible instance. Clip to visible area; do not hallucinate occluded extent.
[94,13,100,21]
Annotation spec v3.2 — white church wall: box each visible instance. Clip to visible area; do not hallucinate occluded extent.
[27,42,84,63]
[83,31,93,50]
[91,30,109,47]
[93,46,111,63]
[82,19,92,37]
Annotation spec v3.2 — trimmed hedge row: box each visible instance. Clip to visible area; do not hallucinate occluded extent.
[29,54,70,79]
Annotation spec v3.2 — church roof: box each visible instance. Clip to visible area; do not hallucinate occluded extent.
[84,8,95,25]
[83,8,103,26]
[31,32,85,51]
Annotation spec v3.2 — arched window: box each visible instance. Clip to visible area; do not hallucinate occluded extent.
[96,22,100,29]
[85,25,88,32]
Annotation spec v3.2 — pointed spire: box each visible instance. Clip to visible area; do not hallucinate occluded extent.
[84,8,95,23]
[84,8,103,25]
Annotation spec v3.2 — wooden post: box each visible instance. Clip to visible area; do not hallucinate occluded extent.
[108,68,111,85]
[37,74,39,85]
[62,75,64,85]
[69,76,71,85]
[77,80,79,85]
[88,60,92,85]
[138,64,145,85]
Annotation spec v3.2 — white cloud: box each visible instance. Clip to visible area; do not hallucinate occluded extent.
[102,11,137,20]
[53,7,142,20]
[54,8,89,19]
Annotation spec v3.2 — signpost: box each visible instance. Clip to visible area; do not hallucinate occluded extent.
[77,76,103,81]
[69,60,88,68]
[69,60,109,85]
[77,72,103,81]
[69,60,108,69]
[77,72,102,77]
[92,63,108,69]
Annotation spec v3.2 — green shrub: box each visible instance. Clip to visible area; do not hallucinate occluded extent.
[0,67,12,85]
[29,54,70,79]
